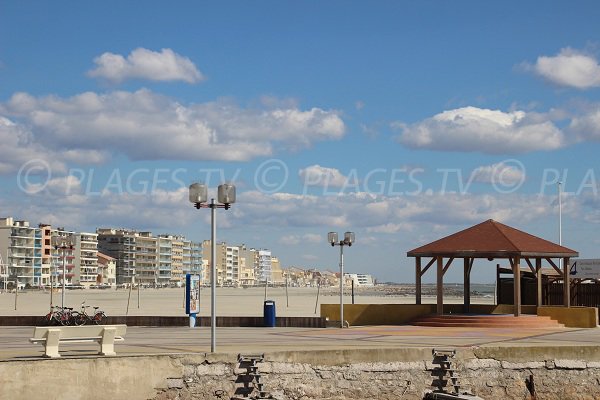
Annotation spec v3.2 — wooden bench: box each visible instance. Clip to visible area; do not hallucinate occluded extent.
[29,325,127,358]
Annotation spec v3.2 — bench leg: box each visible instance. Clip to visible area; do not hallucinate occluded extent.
[100,327,117,356]
[44,329,61,358]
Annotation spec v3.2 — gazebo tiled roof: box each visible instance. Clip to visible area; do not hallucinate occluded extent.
[407,219,578,258]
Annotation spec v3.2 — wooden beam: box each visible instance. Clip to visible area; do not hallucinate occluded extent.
[513,256,521,317]
[545,258,562,275]
[536,258,542,307]
[421,258,436,275]
[563,257,570,308]
[437,257,444,315]
[416,257,421,305]
[464,258,471,313]
[442,257,455,275]
[524,258,535,274]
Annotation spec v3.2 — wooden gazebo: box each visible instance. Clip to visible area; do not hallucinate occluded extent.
[407,219,578,316]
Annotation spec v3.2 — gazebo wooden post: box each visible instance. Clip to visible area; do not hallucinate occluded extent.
[536,258,542,307]
[513,256,521,316]
[416,257,422,305]
[437,256,443,315]
[463,258,471,313]
[563,257,570,308]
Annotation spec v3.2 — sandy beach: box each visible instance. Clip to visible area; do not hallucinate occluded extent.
[0,285,495,317]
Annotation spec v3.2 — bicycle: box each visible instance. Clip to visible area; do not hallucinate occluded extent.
[77,302,107,325]
[42,306,63,326]
[58,307,80,326]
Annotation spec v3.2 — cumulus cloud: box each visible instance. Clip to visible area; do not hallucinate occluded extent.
[0,116,68,174]
[298,165,354,187]
[527,48,600,89]
[471,162,526,185]
[1,89,345,163]
[394,106,565,154]
[88,48,204,84]
[569,105,600,140]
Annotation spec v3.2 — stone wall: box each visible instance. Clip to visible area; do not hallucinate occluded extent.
[3,349,600,400]
[153,350,600,400]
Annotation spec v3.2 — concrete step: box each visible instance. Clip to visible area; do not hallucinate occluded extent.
[410,314,564,328]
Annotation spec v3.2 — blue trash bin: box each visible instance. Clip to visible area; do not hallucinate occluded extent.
[264,300,276,327]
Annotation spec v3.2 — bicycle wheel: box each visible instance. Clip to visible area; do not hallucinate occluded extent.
[93,312,107,325]
[70,311,81,326]
[42,313,52,326]
[59,312,69,326]
[73,312,86,326]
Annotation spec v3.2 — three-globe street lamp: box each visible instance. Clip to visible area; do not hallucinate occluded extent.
[52,234,75,308]
[189,182,236,353]
[328,231,355,328]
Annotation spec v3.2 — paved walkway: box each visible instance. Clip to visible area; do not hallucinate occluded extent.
[2,325,600,360]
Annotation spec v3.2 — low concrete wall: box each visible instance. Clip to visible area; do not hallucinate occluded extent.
[0,315,326,328]
[4,348,600,400]
[538,306,599,328]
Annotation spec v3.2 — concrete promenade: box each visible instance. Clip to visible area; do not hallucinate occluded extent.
[3,324,600,360]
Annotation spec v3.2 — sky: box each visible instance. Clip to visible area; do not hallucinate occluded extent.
[2,1,600,283]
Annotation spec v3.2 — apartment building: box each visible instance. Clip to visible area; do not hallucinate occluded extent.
[97,228,137,285]
[51,228,77,287]
[74,232,98,288]
[157,235,172,286]
[202,241,240,286]
[257,249,272,284]
[0,217,42,287]
[98,229,201,286]
[97,252,117,287]
[135,232,158,286]
[271,256,283,285]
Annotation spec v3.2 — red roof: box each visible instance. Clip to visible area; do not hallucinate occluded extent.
[407,219,578,258]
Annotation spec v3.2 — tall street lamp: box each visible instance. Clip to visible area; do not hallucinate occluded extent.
[328,231,355,328]
[52,234,75,308]
[189,182,236,353]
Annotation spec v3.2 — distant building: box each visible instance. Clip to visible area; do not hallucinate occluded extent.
[97,252,116,287]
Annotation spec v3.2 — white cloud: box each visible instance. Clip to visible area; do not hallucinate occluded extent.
[88,48,204,84]
[0,116,68,174]
[2,89,345,163]
[471,162,526,185]
[394,106,565,154]
[278,233,321,245]
[527,48,600,89]
[298,165,353,187]
[569,106,600,140]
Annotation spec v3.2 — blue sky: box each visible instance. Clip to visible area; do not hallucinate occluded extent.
[2,2,600,283]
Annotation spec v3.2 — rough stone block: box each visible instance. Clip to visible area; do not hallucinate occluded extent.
[465,358,502,369]
[554,359,587,369]
[501,361,545,370]
[166,378,184,389]
[196,363,229,376]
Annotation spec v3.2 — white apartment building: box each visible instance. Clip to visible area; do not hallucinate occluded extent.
[74,232,98,288]
[0,217,42,287]
[257,249,272,284]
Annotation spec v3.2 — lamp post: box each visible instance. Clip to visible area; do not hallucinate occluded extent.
[189,182,236,353]
[328,231,355,328]
[52,234,75,308]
